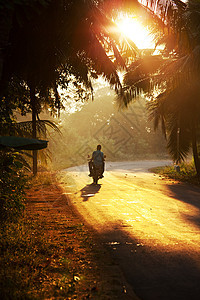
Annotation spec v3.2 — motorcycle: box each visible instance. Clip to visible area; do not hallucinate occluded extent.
[92,164,103,184]
[88,155,105,184]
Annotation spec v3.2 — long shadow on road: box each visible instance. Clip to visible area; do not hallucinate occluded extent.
[97,225,200,300]
[167,183,200,229]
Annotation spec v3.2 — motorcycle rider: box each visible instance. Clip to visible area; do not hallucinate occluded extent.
[88,144,105,178]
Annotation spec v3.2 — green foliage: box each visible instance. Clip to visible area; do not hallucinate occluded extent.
[0,151,28,222]
[152,161,200,185]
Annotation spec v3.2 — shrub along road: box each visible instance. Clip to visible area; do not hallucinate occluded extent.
[58,160,200,300]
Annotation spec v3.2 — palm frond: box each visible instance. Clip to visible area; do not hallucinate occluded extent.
[116,84,133,104]
[14,120,60,139]
[117,55,165,107]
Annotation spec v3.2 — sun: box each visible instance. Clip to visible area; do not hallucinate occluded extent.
[116,15,154,50]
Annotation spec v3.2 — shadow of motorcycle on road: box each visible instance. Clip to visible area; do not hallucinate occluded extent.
[80,184,101,202]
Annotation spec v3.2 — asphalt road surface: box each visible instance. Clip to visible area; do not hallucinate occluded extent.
[58,160,200,300]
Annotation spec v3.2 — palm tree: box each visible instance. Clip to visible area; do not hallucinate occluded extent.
[117,0,200,176]
[148,80,200,174]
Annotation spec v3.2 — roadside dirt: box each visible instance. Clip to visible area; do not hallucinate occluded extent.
[26,172,139,299]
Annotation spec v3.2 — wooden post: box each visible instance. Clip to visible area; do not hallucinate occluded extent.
[30,85,37,176]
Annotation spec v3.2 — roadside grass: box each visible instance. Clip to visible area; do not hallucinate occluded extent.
[151,161,200,186]
[30,171,53,187]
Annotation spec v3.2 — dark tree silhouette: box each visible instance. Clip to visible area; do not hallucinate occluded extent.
[0,0,138,174]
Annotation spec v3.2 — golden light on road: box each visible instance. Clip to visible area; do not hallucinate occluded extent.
[116,14,154,49]
[60,167,200,254]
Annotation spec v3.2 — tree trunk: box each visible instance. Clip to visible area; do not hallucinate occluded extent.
[192,129,200,177]
[30,85,37,176]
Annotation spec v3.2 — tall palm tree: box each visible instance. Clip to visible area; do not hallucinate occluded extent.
[117,0,200,176]
[148,80,200,173]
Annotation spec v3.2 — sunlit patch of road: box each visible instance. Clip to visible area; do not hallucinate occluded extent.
[59,160,200,252]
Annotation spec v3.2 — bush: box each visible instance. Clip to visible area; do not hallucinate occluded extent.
[0,151,28,222]
[152,161,200,185]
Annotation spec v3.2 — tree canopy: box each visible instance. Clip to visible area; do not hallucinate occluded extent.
[0,0,139,174]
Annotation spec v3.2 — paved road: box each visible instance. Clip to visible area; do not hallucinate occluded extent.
[58,160,200,300]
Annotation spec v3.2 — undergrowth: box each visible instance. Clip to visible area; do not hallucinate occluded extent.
[151,161,200,186]
[0,213,91,299]
[0,216,53,299]
[0,150,28,222]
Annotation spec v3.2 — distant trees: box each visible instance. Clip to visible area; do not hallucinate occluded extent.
[48,89,167,170]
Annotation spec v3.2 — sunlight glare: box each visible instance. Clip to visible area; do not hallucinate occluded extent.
[116,15,154,49]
